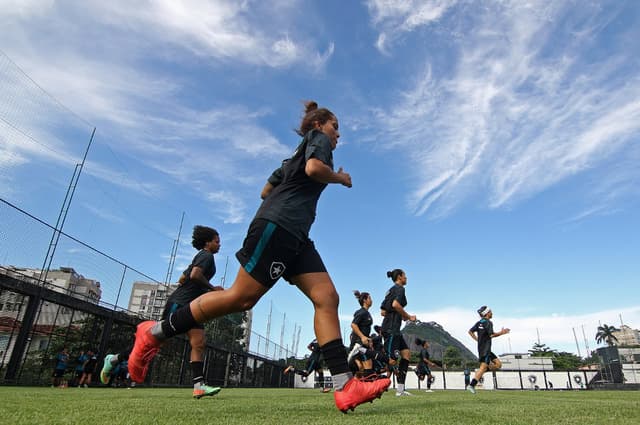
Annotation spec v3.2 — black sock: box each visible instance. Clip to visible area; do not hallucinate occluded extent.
[319,339,350,376]
[160,305,197,338]
[191,361,204,386]
[471,378,478,387]
[397,358,409,384]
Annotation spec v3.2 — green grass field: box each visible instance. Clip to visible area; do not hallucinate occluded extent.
[1,387,638,425]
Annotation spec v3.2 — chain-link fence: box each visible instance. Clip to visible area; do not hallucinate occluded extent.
[1,49,299,387]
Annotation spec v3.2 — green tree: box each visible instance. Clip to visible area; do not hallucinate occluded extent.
[443,346,463,369]
[205,312,248,352]
[528,342,557,357]
[595,324,619,347]
[552,351,582,370]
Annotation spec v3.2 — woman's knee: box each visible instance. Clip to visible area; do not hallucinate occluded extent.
[227,289,261,311]
[314,287,339,310]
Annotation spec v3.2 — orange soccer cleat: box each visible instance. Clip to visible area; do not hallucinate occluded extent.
[128,321,162,383]
[333,376,391,413]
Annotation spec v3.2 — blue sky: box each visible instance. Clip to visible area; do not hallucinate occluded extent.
[1,0,639,358]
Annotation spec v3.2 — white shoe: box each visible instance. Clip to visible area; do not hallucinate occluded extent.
[466,385,476,394]
[395,391,413,397]
[347,343,363,363]
[424,389,433,393]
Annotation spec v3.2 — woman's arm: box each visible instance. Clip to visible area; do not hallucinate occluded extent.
[305,158,352,187]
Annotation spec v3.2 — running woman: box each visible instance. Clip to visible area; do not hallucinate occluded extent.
[414,339,437,392]
[380,268,417,396]
[101,226,222,399]
[284,339,330,392]
[78,349,97,388]
[467,305,510,394]
[127,101,390,413]
[347,290,374,376]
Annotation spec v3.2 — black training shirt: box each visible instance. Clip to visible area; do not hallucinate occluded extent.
[380,284,407,335]
[169,249,216,305]
[469,318,494,357]
[256,129,333,241]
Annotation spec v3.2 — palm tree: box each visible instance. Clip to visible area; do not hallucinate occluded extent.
[595,324,619,347]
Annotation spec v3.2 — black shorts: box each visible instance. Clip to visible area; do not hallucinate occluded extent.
[162,302,204,330]
[236,219,326,288]
[479,352,498,365]
[416,363,431,376]
[53,368,66,378]
[383,333,409,358]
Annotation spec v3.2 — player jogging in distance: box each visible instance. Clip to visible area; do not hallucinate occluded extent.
[380,268,417,397]
[347,290,375,377]
[126,101,390,413]
[284,339,330,392]
[414,339,437,392]
[102,226,222,399]
[467,305,510,394]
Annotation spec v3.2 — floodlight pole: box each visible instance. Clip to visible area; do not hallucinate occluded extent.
[39,127,96,285]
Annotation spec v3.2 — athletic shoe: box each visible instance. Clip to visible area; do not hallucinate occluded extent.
[100,354,115,384]
[322,387,332,393]
[358,372,379,382]
[333,377,391,413]
[283,365,294,375]
[193,385,221,399]
[347,343,362,363]
[466,385,476,394]
[128,321,162,383]
[395,390,413,397]
[424,389,434,393]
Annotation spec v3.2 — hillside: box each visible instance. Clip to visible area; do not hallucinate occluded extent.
[402,321,477,365]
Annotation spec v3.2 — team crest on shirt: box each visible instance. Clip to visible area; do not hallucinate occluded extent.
[270,262,286,280]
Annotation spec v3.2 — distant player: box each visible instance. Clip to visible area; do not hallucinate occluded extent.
[380,268,417,397]
[284,339,330,392]
[78,349,97,387]
[51,347,69,388]
[467,306,510,394]
[347,290,374,377]
[414,338,437,392]
[101,225,222,399]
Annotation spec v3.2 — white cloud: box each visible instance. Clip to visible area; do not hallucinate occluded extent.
[0,0,330,69]
[206,190,250,224]
[368,1,640,218]
[367,0,457,53]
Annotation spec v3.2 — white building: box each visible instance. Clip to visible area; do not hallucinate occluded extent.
[0,265,102,304]
[0,265,102,361]
[127,281,177,320]
[499,353,554,371]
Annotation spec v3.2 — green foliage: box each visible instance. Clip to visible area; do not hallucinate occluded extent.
[443,346,464,369]
[1,387,639,425]
[551,351,583,370]
[529,343,595,369]
[205,312,248,352]
[528,342,557,357]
